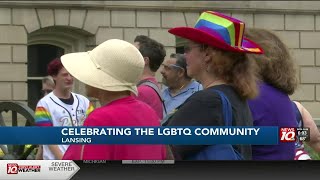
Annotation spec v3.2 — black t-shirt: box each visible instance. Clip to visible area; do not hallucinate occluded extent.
[59,95,74,105]
[165,84,253,160]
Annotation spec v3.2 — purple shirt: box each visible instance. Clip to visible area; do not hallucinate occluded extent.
[248,83,296,160]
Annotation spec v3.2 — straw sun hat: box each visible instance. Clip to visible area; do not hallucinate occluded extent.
[61,39,145,95]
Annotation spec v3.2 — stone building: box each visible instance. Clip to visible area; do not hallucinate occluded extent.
[0,1,319,123]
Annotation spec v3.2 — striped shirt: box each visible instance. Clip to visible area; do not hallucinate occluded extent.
[35,92,94,160]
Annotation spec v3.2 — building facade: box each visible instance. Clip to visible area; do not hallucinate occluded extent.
[0,1,319,121]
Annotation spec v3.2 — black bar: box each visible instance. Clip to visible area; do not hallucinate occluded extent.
[72,161,320,180]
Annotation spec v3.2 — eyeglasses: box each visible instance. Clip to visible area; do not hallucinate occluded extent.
[161,64,183,71]
[184,44,203,53]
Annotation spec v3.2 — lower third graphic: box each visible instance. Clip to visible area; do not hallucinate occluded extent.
[7,163,41,174]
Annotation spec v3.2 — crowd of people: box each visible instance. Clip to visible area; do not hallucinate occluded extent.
[34,11,320,160]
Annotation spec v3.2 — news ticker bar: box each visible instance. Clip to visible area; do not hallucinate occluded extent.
[0,159,175,179]
[0,126,281,145]
[122,160,175,164]
[81,160,175,164]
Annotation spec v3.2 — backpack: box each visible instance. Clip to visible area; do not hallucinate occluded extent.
[291,102,312,160]
[137,79,168,117]
[187,89,244,160]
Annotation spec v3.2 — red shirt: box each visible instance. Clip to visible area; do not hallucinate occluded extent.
[63,96,166,160]
[136,77,163,119]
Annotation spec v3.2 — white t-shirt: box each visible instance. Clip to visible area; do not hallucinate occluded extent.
[35,92,94,160]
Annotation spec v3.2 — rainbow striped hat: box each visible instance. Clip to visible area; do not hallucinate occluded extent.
[169,11,263,54]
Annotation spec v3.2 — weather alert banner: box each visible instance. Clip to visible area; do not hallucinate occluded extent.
[0,126,279,145]
[0,160,79,180]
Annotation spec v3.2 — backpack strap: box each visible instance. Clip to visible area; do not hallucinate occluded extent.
[137,79,168,116]
[211,89,244,160]
[292,101,303,128]
[212,90,232,126]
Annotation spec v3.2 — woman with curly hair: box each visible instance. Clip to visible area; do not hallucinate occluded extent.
[164,11,263,160]
[245,28,298,160]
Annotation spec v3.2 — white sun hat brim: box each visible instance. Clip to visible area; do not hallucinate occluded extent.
[61,50,139,95]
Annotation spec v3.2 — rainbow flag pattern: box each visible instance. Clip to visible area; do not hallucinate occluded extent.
[35,106,53,127]
[194,11,261,53]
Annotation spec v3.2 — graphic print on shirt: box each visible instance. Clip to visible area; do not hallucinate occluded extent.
[56,108,86,126]
[59,115,73,126]
[76,109,87,126]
